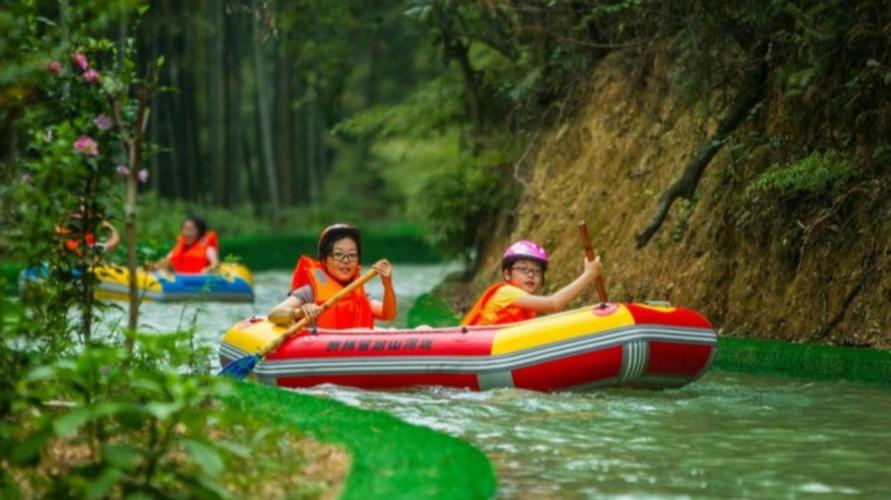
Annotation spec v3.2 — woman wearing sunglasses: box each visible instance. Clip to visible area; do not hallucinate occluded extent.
[268,223,396,329]
[461,240,602,326]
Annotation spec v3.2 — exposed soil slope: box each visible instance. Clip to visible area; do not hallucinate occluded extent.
[466,49,890,348]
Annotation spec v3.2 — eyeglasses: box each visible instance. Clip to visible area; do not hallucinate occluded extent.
[511,265,543,277]
[329,252,359,263]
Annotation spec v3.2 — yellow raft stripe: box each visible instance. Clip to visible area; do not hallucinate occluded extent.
[94,265,164,293]
[220,263,255,285]
[225,320,287,355]
[491,305,636,355]
[95,263,255,290]
[94,290,157,302]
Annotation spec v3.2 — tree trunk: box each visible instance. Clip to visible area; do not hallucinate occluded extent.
[251,0,281,225]
[305,95,318,202]
[276,41,292,206]
[180,17,200,202]
[434,5,482,138]
[293,78,309,204]
[147,33,162,193]
[209,0,226,205]
[114,88,150,357]
[317,106,328,180]
[224,8,245,207]
[635,41,769,248]
[161,0,188,199]
[246,132,262,216]
[451,40,482,138]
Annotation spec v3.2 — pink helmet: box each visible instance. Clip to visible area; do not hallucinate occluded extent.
[502,240,549,271]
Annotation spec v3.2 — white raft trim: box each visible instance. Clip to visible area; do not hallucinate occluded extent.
[619,340,649,382]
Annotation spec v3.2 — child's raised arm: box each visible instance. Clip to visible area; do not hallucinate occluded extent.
[512,257,602,313]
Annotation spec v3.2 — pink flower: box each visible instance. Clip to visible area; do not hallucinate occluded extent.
[21,173,33,184]
[83,69,100,83]
[138,169,149,183]
[72,53,89,71]
[94,114,113,131]
[48,61,62,75]
[115,165,129,177]
[74,136,99,156]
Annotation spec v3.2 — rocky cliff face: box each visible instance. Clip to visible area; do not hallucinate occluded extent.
[465,49,891,348]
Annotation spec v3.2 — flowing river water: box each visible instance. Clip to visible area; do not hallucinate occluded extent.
[118,265,891,498]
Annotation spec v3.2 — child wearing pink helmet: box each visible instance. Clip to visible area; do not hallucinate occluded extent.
[461,240,602,326]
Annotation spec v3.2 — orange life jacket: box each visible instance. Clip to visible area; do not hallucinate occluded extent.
[168,231,218,273]
[460,282,537,326]
[289,255,374,329]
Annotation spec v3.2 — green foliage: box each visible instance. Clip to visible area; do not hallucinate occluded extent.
[1,337,328,498]
[406,293,459,328]
[0,0,159,345]
[317,144,404,221]
[1,6,326,497]
[0,264,21,296]
[873,144,891,167]
[745,150,858,201]
[670,198,695,242]
[337,63,524,255]
[422,150,519,259]
[333,76,465,139]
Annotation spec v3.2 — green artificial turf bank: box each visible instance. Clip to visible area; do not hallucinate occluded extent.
[227,383,496,499]
[713,336,891,386]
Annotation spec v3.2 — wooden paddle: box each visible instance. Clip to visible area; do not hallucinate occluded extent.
[219,268,380,379]
[578,221,609,303]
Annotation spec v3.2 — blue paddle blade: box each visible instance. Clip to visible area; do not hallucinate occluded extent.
[218,354,260,379]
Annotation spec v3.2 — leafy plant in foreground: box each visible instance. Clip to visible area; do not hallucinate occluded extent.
[1,338,327,499]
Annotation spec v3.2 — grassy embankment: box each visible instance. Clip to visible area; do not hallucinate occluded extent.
[406,293,891,387]
[230,383,496,499]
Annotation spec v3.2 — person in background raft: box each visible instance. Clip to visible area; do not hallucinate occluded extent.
[461,240,602,326]
[268,224,397,329]
[151,216,219,274]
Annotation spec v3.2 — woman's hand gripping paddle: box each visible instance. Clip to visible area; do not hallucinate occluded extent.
[578,221,609,304]
[219,268,380,379]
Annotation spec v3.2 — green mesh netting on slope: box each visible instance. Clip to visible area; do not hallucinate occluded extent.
[713,337,891,386]
[228,383,496,499]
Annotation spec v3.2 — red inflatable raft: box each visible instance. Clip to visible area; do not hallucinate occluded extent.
[219,302,716,392]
